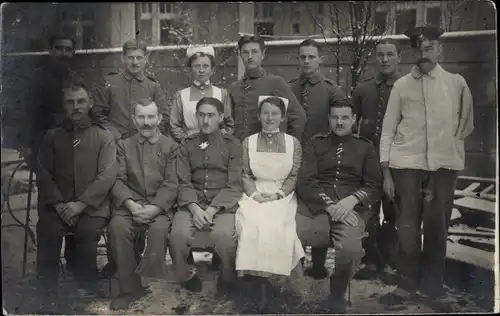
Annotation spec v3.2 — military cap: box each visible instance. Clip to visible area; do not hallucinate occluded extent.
[404,26,444,49]
[122,39,148,53]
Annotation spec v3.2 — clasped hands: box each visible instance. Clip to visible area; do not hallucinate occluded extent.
[54,201,87,227]
[125,200,162,225]
[252,192,280,203]
[189,203,218,231]
[326,195,359,227]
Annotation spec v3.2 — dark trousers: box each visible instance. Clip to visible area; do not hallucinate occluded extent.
[36,210,108,289]
[391,168,458,290]
[362,194,398,268]
[296,212,366,297]
[107,212,171,294]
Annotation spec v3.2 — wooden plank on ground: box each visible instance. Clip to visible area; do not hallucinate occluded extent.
[480,184,495,195]
[463,182,481,193]
[446,240,495,271]
[454,197,496,215]
[458,176,496,183]
[448,225,495,238]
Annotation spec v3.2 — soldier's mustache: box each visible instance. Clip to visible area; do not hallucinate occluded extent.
[417,58,431,64]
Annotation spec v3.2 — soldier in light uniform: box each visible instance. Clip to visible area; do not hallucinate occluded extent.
[288,38,347,279]
[171,97,242,294]
[378,26,474,305]
[228,35,306,141]
[108,99,178,310]
[296,98,383,313]
[352,39,402,279]
[93,40,169,140]
[36,79,117,297]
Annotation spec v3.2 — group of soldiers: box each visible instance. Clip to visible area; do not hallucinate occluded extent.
[25,24,474,313]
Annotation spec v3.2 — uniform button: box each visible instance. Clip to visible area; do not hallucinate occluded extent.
[337,160,341,163]
[203,189,207,193]
[336,171,339,174]
[333,185,337,188]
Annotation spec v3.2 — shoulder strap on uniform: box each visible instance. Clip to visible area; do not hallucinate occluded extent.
[146,74,158,83]
[358,75,375,83]
[354,134,373,145]
[287,77,300,84]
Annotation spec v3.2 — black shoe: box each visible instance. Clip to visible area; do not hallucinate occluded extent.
[304,266,329,279]
[209,252,222,270]
[183,274,203,292]
[325,296,347,314]
[354,264,379,280]
[100,262,117,278]
[379,286,416,306]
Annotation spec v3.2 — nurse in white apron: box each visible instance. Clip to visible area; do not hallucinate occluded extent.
[170,45,234,143]
[236,95,305,281]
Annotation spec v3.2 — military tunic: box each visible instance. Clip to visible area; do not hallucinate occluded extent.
[93,71,169,139]
[170,130,243,282]
[228,67,306,141]
[36,117,117,289]
[288,72,347,144]
[351,71,401,268]
[353,72,401,150]
[108,131,178,294]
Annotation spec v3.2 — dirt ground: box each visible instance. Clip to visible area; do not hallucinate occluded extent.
[2,221,493,315]
[1,153,495,314]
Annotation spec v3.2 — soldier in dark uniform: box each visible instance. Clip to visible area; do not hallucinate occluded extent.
[108,99,178,310]
[36,79,117,296]
[28,32,84,272]
[93,39,169,140]
[288,38,348,279]
[352,39,402,279]
[228,35,306,141]
[296,98,383,313]
[170,97,242,294]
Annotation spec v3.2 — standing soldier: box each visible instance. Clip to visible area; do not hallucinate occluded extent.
[352,39,402,279]
[288,38,347,279]
[228,35,306,141]
[36,79,117,297]
[93,39,169,140]
[170,97,242,294]
[108,99,178,310]
[378,26,474,305]
[296,98,383,313]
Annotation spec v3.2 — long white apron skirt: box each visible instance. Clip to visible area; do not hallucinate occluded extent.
[235,133,305,276]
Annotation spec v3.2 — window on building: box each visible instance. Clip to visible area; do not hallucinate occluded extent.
[137,2,182,46]
[254,2,275,36]
[292,23,300,35]
[426,6,442,27]
[395,9,416,35]
[374,10,388,35]
[57,4,96,49]
[291,4,301,35]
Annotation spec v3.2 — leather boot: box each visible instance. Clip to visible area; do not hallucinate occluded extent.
[328,261,357,313]
[305,247,329,279]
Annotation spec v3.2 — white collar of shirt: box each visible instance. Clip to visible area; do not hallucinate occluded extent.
[262,128,280,134]
[411,63,443,79]
[193,80,210,86]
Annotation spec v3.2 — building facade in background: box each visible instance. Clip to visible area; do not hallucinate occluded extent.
[1,1,496,52]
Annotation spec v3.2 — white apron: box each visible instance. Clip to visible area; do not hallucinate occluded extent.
[235,133,305,276]
[180,86,222,136]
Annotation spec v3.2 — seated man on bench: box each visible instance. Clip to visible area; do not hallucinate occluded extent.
[296,98,383,313]
[108,99,178,310]
[170,97,243,294]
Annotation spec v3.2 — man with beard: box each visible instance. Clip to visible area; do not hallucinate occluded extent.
[108,99,178,310]
[288,39,347,280]
[28,32,84,275]
[296,99,383,313]
[352,39,402,280]
[378,26,474,305]
[36,79,117,297]
[228,35,306,141]
[93,40,169,140]
[171,97,242,294]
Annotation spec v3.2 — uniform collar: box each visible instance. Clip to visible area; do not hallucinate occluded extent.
[299,71,322,85]
[375,71,401,86]
[137,129,161,144]
[244,67,266,79]
[410,63,442,79]
[122,70,146,82]
[193,80,211,90]
[329,131,354,143]
[62,115,92,132]
[200,130,223,143]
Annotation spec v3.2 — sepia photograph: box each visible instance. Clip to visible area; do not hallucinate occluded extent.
[0,1,497,314]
